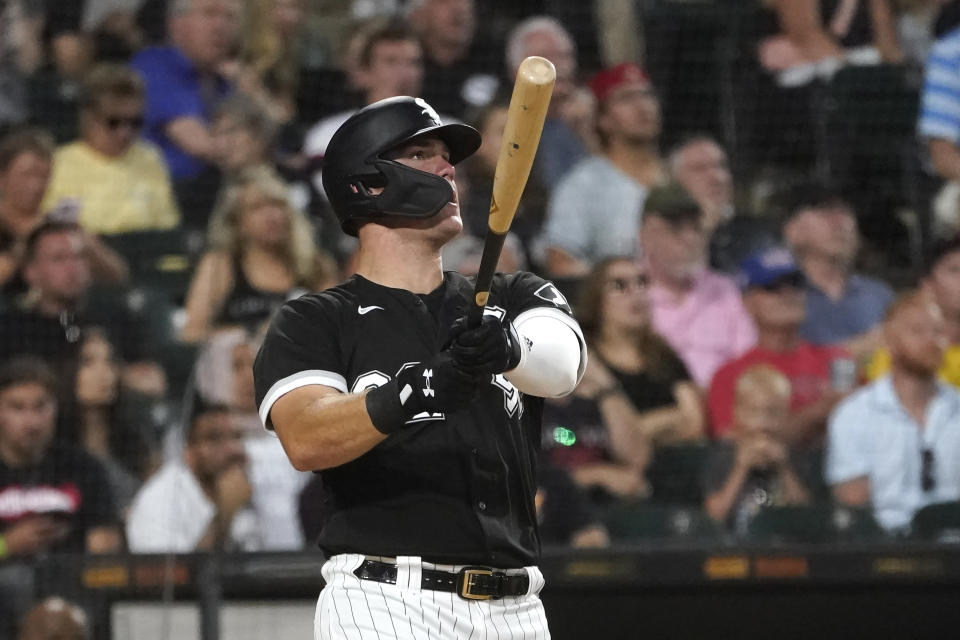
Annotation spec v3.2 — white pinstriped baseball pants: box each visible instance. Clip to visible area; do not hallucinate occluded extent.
[314,554,551,640]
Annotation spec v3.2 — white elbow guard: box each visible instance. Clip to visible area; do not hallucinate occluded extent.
[504,307,586,398]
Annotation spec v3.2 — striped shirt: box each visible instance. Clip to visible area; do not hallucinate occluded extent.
[920,26,960,142]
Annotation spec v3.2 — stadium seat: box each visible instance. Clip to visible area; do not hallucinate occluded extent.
[603,502,722,543]
[747,505,884,545]
[911,501,960,543]
[646,442,711,505]
[102,229,201,305]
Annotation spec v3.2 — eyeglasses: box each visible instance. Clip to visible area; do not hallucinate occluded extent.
[922,449,936,492]
[605,274,649,293]
[101,114,144,131]
[761,273,805,293]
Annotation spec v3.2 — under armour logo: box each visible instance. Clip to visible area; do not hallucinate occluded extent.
[415,97,441,125]
[422,368,435,397]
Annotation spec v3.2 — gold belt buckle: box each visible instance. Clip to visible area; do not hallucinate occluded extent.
[459,568,494,600]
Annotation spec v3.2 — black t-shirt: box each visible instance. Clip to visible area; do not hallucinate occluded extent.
[215,256,300,332]
[0,296,149,365]
[0,442,119,552]
[601,351,691,413]
[254,270,583,567]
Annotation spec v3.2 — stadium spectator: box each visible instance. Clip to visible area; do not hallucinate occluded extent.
[826,290,960,533]
[0,221,161,395]
[575,256,705,445]
[180,166,336,342]
[641,184,757,388]
[536,461,610,549]
[453,98,543,269]
[41,64,180,235]
[303,19,424,199]
[758,0,902,80]
[407,0,501,119]
[921,21,960,184]
[540,257,702,509]
[56,327,161,515]
[16,597,89,640]
[0,0,43,129]
[127,403,262,552]
[0,356,122,558]
[0,129,129,296]
[0,129,54,292]
[231,0,306,125]
[194,328,308,549]
[667,134,779,275]
[25,0,95,144]
[866,233,960,387]
[708,247,851,445]
[130,0,240,219]
[540,62,665,278]
[504,16,594,189]
[782,183,894,361]
[211,94,276,180]
[703,364,813,534]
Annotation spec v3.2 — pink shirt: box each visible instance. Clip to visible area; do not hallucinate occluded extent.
[649,269,757,387]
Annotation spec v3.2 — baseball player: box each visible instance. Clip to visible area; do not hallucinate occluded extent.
[253,96,586,639]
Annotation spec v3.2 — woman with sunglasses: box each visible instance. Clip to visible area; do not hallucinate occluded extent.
[541,256,705,506]
[41,64,180,236]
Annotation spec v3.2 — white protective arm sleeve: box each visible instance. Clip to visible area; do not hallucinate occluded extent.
[504,306,587,398]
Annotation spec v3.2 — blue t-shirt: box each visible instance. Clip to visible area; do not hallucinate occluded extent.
[800,274,894,345]
[130,46,232,180]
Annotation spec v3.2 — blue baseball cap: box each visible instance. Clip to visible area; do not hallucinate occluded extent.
[737,247,804,290]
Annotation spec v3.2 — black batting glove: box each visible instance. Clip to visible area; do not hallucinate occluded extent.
[365,351,483,434]
[448,315,523,376]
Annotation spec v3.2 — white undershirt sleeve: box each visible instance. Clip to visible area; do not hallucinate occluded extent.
[504,307,587,398]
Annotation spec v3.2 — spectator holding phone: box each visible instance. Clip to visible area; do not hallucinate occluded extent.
[704,364,814,534]
[0,357,122,559]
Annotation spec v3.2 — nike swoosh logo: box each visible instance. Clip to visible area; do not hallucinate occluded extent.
[358,305,384,315]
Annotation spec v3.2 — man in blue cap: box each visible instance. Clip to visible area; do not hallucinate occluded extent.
[707,246,854,447]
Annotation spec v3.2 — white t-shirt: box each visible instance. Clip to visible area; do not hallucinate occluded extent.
[126,459,262,553]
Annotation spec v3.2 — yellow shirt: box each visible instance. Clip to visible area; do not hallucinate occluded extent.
[865,345,960,388]
[43,141,180,234]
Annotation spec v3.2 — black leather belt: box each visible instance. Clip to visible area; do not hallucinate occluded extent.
[351,559,530,600]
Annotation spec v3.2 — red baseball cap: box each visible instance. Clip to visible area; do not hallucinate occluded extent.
[588,62,651,104]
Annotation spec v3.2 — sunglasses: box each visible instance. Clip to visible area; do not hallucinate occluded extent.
[922,448,936,492]
[606,274,649,293]
[760,272,805,292]
[102,114,145,131]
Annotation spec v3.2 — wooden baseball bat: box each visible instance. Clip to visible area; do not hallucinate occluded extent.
[468,55,556,326]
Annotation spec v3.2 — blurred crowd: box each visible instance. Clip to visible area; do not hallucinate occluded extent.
[5,0,960,636]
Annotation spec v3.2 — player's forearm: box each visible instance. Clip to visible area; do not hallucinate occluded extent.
[274,392,387,471]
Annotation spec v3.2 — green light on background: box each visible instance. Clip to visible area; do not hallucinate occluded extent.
[553,427,576,447]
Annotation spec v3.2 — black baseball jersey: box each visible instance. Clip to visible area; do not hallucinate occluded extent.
[254,270,583,568]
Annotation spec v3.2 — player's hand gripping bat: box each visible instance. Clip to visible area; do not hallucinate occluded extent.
[467,56,556,327]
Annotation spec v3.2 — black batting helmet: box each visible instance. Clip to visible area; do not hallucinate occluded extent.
[322,96,481,236]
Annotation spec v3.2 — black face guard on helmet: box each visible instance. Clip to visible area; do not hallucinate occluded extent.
[321,96,482,236]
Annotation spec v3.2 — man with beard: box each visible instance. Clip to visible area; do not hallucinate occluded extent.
[826,290,960,533]
[540,62,667,278]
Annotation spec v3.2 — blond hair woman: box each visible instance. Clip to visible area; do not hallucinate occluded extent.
[180,166,337,342]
